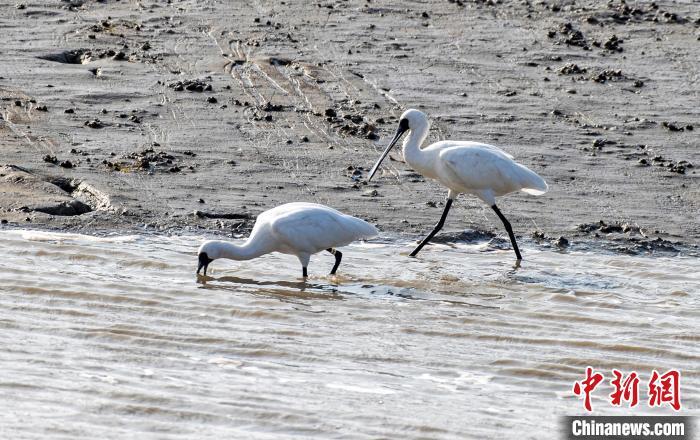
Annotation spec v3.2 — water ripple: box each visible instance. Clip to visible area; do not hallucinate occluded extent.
[0,231,698,439]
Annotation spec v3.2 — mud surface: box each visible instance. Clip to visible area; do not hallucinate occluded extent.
[1,0,698,253]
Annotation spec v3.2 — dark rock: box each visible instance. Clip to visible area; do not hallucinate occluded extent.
[599,221,623,233]
[559,63,586,75]
[34,199,91,216]
[193,210,251,220]
[43,155,58,164]
[557,22,588,49]
[554,236,569,247]
[84,119,103,128]
[37,49,92,64]
[603,35,623,52]
[262,102,283,111]
[591,69,624,83]
[661,121,684,132]
[168,78,212,93]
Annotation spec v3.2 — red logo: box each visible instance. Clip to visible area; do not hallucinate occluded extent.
[573,367,604,411]
[573,368,681,411]
[648,370,681,411]
[610,369,640,407]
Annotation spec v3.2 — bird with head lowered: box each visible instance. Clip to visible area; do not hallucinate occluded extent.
[197,203,378,278]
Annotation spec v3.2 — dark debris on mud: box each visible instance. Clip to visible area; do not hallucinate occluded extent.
[168,78,213,92]
[429,229,496,244]
[100,147,191,173]
[38,48,129,64]
[587,1,693,26]
[322,105,381,140]
[574,220,698,256]
[549,23,589,50]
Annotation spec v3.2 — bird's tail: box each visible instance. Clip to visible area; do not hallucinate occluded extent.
[516,164,549,195]
[352,217,379,239]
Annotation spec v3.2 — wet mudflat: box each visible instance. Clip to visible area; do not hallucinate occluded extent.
[0,231,697,439]
[0,0,698,246]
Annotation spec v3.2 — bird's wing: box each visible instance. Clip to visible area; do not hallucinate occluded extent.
[270,207,375,254]
[439,146,547,198]
[428,140,514,160]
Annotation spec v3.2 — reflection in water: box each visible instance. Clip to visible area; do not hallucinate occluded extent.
[199,274,345,301]
[0,230,698,439]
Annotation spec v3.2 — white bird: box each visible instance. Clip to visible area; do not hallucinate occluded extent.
[368,109,548,260]
[197,203,378,277]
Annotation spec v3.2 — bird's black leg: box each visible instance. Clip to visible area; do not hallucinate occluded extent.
[491,204,522,260]
[326,248,343,275]
[410,198,454,257]
[302,267,308,278]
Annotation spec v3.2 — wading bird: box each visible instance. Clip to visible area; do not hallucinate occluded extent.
[368,109,548,260]
[197,203,377,277]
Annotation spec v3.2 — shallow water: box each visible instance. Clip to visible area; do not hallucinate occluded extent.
[0,230,698,439]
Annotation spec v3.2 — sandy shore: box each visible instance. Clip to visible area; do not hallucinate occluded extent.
[1,0,698,253]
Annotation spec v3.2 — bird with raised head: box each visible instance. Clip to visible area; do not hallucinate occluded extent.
[368,109,548,260]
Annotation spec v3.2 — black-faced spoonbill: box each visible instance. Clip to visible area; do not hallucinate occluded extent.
[368,109,548,260]
[197,203,378,277]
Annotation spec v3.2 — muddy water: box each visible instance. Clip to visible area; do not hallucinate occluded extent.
[0,230,697,439]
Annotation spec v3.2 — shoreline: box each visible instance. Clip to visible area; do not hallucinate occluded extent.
[2,220,697,260]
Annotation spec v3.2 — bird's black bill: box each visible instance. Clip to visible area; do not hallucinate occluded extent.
[367,119,409,181]
[197,252,213,276]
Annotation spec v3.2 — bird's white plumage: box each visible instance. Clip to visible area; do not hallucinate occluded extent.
[367,108,547,260]
[397,109,548,205]
[268,203,377,255]
[427,140,514,160]
[198,203,377,273]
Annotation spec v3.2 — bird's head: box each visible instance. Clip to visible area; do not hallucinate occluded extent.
[197,241,219,276]
[368,108,429,181]
[399,108,429,129]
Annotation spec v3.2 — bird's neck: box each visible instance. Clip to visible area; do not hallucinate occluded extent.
[402,121,432,173]
[214,240,268,261]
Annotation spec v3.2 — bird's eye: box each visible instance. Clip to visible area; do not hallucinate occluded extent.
[399,118,409,130]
